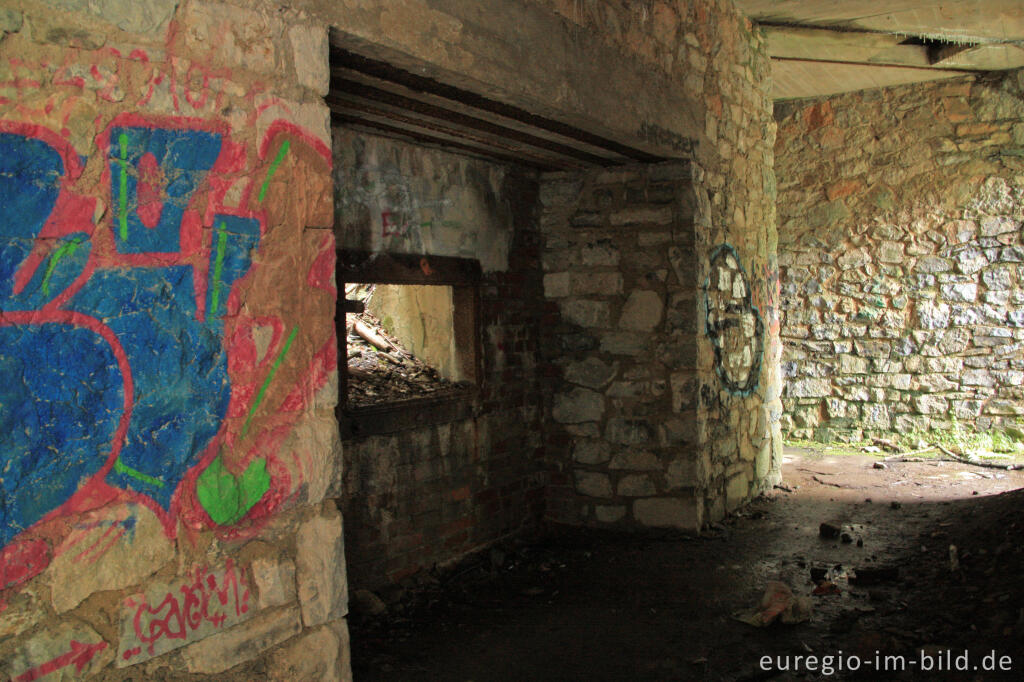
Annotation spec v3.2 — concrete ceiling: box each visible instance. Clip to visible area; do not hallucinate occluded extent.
[734,1,1024,100]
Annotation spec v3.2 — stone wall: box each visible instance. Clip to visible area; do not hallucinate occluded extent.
[334,130,546,589]
[0,0,348,678]
[775,70,1024,441]
[538,0,781,529]
[0,0,784,676]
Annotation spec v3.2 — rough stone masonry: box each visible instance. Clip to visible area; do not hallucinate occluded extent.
[776,70,1024,443]
[0,0,784,678]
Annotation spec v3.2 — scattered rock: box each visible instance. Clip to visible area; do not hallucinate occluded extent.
[819,521,842,539]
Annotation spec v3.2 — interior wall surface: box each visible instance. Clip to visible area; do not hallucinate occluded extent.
[0,0,782,676]
[334,128,546,590]
[775,69,1024,442]
[0,0,348,679]
[533,2,782,528]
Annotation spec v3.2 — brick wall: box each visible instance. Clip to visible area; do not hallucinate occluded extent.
[335,131,547,589]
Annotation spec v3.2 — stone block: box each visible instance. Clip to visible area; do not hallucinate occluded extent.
[251,557,297,610]
[118,562,254,666]
[560,299,611,328]
[296,505,348,628]
[564,357,618,389]
[571,272,623,295]
[600,332,649,355]
[552,387,605,423]
[572,439,611,465]
[182,606,303,674]
[606,417,654,445]
[268,624,346,682]
[979,216,1019,236]
[915,301,950,329]
[877,241,905,263]
[289,24,329,95]
[543,272,570,298]
[49,502,173,613]
[609,206,672,226]
[954,246,989,275]
[45,0,176,34]
[574,470,613,498]
[0,591,46,641]
[0,8,22,32]
[609,450,661,470]
[618,290,664,331]
[617,474,657,497]
[962,369,996,387]
[594,505,627,523]
[787,377,832,398]
[725,473,750,511]
[914,395,950,415]
[1,622,111,681]
[838,354,869,374]
[633,497,700,530]
[916,256,951,274]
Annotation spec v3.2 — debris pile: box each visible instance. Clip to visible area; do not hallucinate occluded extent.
[345,285,464,406]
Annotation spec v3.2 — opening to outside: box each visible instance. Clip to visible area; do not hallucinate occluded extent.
[337,250,481,438]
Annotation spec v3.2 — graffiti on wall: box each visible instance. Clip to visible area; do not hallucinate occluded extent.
[117,560,250,665]
[0,112,335,593]
[704,244,764,395]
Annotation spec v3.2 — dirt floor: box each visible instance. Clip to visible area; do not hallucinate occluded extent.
[349,447,1024,680]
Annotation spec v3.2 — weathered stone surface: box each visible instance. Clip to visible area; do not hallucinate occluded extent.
[289,24,329,95]
[0,8,23,32]
[608,450,661,470]
[574,470,613,498]
[268,624,345,682]
[618,290,664,331]
[594,505,627,523]
[725,473,750,509]
[617,474,656,497]
[543,272,570,298]
[605,418,654,445]
[980,215,1019,236]
[45,0,176,34]
[560,299,611,328]
[1,622,111,681]
[564,357,618,389]
[118,562,254,666]
[572,439,612,465]
[552,387,605,423]
[609,206,672,226]
[914,395,950,415]
[296,505,348,628]
[915,301,950,329]
[940,282,977,302]
[787,377,832,398]
[48,503,173,614]
[599,332,649,355]
[954,246,989,274]
[571,272,624,295]
[251,557,297,610]
[634,497,699,530]
[0,591,46,641]
[182,606,303,674]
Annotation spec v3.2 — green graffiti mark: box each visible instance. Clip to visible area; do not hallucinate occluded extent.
[114,458,165,488]
[117,132,129,241]
[209,222,229,318]
[242,325,299,437]
[40,236,84,297]
[196,454,270,525]
[257,139,290,203]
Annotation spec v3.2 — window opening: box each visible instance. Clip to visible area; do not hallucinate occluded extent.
[337,251,481,438]
[345,283,468,406]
